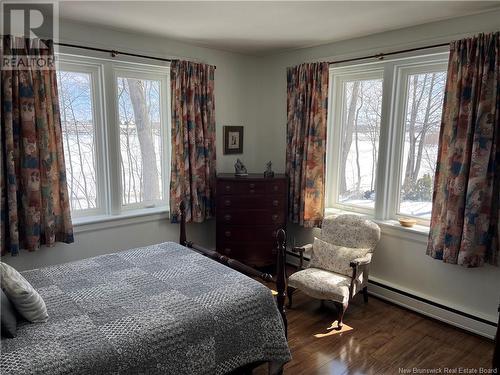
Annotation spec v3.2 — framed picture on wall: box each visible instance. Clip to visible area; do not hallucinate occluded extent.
[223,126,244,154]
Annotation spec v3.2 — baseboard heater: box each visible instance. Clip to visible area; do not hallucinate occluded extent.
[286,251,497,339]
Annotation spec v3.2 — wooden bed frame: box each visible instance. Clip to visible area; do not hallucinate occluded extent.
[178,202,288,374]
[494,303,499,371]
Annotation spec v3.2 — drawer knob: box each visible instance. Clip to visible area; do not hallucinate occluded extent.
[249,183,256,188]
[225,231,232,238]
[224,214,232,221]
[224,248,232,255]
[224,199,231,207]
[225,185,231,192]
[272,214,279,221]
[272,200,279,207]
[273,185,279,191]
[249,189,255,194]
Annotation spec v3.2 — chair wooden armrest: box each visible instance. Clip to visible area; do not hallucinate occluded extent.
[348,254,372,301]
[349,254,372,268]
[292,243,313,254]
[292,244,313,270]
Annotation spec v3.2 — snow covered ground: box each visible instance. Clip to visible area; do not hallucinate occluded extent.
[339,198,432,219]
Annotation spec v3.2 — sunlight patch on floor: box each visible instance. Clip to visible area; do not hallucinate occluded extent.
[314,322,354,337]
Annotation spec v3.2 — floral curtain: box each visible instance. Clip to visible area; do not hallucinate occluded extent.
[170,60,216,223]
[1,36,74,256]
[286,62,329,227]
[427,32,499,267]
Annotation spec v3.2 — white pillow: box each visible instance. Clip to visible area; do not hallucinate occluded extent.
[0,262,48,323]
[310,237,370,277]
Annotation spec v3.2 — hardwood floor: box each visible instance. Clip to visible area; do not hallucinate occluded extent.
[256,289,494,375]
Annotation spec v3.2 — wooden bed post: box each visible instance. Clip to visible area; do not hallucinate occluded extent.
[275,229,288,338]
[494,303,499,371]
[179,201,187,246]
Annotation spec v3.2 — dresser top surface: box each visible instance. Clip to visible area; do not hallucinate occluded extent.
[217,173,287,181]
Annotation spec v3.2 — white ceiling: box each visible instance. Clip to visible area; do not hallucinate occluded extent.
[59,1,500,55]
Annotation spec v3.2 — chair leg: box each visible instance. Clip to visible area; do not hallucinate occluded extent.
[287,287,295,308]
[334,302,348,330]
[363,286,368,303]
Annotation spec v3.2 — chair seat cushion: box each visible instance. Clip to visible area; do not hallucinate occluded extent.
[310,237,371,277]
[288,268,351,303]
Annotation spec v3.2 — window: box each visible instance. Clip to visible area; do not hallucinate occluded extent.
[336,76,383,210]
[116,76,164,208]
[57,63,103,216]
[57,55,170,219]
[327,54,448,224]
[327,67,384,213]
[398,70,446,219]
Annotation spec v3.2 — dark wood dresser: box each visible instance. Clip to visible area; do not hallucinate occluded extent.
[216,174,287,268]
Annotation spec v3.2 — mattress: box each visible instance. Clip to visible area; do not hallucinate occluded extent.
[0,242,291,374]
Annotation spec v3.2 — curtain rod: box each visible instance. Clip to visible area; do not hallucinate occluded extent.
[328,41,449,65]
[55,40,448,68]
[55,42,216,68]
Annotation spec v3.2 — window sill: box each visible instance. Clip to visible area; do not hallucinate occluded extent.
[72,207,170,234]
[324,207,429,244]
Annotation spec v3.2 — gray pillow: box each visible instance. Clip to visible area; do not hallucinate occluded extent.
[310,237,371,277]
[0,262,48,323]
[1,289,17,338]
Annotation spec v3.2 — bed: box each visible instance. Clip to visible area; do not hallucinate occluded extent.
[0,204,291,374]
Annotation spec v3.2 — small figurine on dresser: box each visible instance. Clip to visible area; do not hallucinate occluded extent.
[264,161,274,178]
[234,159,248,177]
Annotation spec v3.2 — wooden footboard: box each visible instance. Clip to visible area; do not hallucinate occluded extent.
[178,202,288,338]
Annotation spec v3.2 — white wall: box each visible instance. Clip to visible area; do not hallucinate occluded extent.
[6,216,215,272]
[257,9,500,336]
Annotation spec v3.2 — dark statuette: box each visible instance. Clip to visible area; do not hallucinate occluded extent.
[264,161,275,178]
[234,159,248,177]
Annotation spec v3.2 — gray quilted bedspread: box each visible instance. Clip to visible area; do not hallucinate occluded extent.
[1,242,291,374]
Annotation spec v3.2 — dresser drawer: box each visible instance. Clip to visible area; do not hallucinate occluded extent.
[219,210,285,225]
[237,181,266,195]
[218,181,238,195]
[217,242,244,258]
[217,180,267,195]
[266,180,287,194]
[268,196,285,209]
[217,226,281,242]
[217,241,276,266]
[219,196,285,210]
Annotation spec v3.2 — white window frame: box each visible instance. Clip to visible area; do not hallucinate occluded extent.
[326,65,385,215]
[112,65,171,212]
[388,60,448,225]
[56,53,171,222]
[57,59,107,218]
[326,52,449,225]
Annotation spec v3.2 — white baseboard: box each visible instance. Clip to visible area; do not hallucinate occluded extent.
[286,253,497,339]
[368,279,496,339]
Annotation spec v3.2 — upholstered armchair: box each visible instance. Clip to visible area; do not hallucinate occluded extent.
[287,215,381,329]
